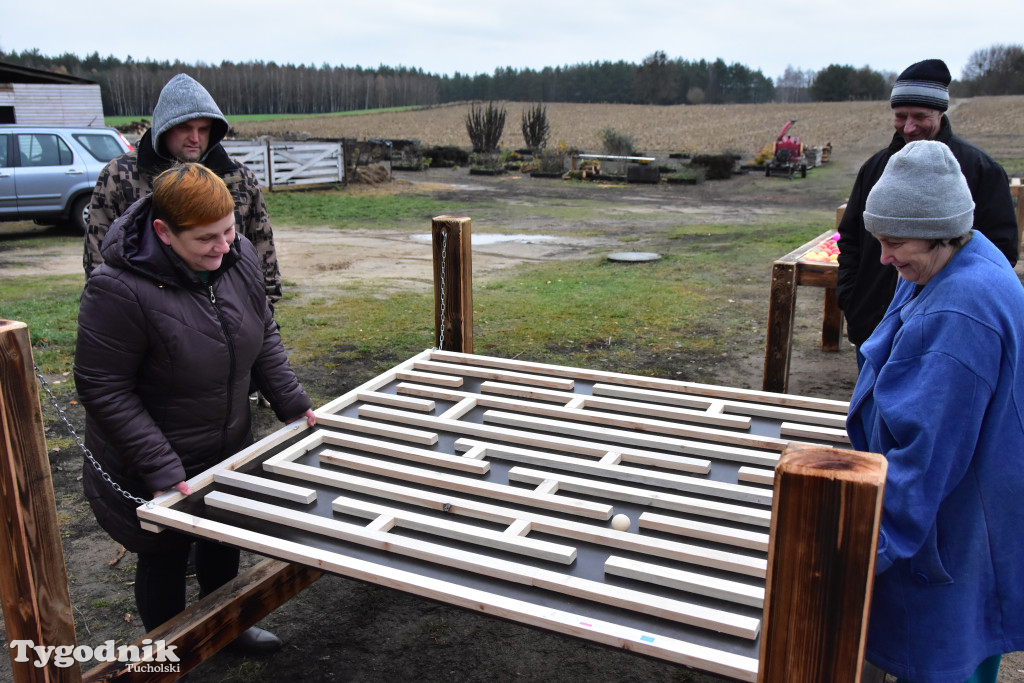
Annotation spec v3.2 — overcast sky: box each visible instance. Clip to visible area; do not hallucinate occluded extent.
[4,0,1020,83]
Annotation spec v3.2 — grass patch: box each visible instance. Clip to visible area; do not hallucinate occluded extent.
[0,221,80,242]
[105,106,425,128]
[273,215,833,383]
[498,198,631,222]
[473,257,709,369]
[2,275,82,378]
[276,291,434,368]
[997,157,1024,178]
[213,659,266,683]
[225,106,424,123]
[665,216,829,254]
[264,190,484,229]
[273,256,717,385]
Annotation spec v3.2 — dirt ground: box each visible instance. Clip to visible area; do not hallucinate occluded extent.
[3,132,1024,682]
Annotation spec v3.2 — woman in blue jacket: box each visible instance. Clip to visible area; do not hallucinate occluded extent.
[846,140,1024,683]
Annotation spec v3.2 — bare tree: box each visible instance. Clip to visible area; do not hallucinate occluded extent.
[960,44,1024,96]
[774,65,814,103]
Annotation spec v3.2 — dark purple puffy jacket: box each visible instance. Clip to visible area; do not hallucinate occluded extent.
[74,195,311,552]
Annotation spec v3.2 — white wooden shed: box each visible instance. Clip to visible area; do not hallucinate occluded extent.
[0,61,105,126]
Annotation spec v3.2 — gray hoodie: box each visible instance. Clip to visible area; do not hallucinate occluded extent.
[150,73,230,161]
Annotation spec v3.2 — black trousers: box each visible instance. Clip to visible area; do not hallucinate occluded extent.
[134,540,240,631]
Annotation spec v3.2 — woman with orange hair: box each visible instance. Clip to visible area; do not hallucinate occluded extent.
[74,163,314,652]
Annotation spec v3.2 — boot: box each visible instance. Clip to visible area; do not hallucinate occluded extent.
[228,626,283,655]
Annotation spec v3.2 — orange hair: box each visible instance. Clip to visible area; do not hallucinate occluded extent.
[151,163,235,233]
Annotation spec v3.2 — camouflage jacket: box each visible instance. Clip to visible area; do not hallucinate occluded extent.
[84,132,282,303]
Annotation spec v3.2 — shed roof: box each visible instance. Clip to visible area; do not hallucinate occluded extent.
[0,61,96,85]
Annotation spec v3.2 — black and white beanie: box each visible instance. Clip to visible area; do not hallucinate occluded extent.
[864,141,974,239]
[890,59,951,111]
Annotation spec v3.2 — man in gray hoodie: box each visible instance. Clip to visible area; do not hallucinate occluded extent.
[84,74,282,303]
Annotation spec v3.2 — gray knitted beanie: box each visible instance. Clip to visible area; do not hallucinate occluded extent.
[864,140,974,239]
[151,74,229,154]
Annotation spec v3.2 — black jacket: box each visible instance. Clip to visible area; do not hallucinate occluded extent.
[836,116,1018,345]
[74,195,311,552]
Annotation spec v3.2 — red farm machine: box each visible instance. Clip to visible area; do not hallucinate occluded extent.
[765,119,808,178]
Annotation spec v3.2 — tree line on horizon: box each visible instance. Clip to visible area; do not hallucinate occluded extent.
[2,45,1021,118]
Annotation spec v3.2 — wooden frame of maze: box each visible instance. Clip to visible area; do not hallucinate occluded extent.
[138,348,882,682]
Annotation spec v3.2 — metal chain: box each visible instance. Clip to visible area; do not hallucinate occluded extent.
[34,364,150,507]
[437,229,448,351]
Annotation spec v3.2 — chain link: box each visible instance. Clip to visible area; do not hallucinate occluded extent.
[437,229,448,351]
[34,365,151,507]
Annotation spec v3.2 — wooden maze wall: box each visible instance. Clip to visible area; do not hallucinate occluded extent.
[140,349,852,682]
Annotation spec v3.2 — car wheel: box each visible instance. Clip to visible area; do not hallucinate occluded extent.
[70,195,90,234]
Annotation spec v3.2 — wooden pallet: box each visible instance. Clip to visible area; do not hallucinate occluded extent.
[139,349,852,682]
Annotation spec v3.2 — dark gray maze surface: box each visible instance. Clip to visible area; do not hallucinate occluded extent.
[143,350,851,681]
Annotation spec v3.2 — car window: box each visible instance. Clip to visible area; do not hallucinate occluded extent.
[0,134,8,167]
[74,133,125,162]
[17,133,74,167]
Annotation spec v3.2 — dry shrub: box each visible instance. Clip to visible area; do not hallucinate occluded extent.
[689,154,737,180]
[465,102,507,153]
[352,164,390,185]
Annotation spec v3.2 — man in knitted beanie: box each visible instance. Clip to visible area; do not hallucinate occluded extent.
[85,74,282,305]
[835,59,1017,366]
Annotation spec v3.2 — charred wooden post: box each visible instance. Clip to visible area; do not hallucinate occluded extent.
[758,443,886,683]
[84,559,322,682]
[821,287,843,352]
[265,138,274,193]
[0,320,80,683]
[0,319,322,681]
[762,259,798,394]
[432,216,473,353]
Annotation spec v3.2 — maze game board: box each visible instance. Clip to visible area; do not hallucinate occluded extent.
[139,349,852,681]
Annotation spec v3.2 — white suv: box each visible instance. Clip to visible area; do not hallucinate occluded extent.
[0,126,133,232]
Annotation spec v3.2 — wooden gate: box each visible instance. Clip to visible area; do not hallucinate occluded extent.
[222,140,345,189]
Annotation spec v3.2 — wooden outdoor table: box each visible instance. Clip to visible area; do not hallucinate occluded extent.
[761,224,842,394]
[137,349,881,683]
[764,178,1023,395]
[1011,178,1024,250]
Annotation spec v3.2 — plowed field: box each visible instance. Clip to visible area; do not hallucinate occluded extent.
[229,96,1024,157]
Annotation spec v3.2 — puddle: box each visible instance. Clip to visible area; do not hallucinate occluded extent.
[411,234,557,245]
[446,183,491,191]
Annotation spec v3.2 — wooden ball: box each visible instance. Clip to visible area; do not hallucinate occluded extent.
[611,514,631,531]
